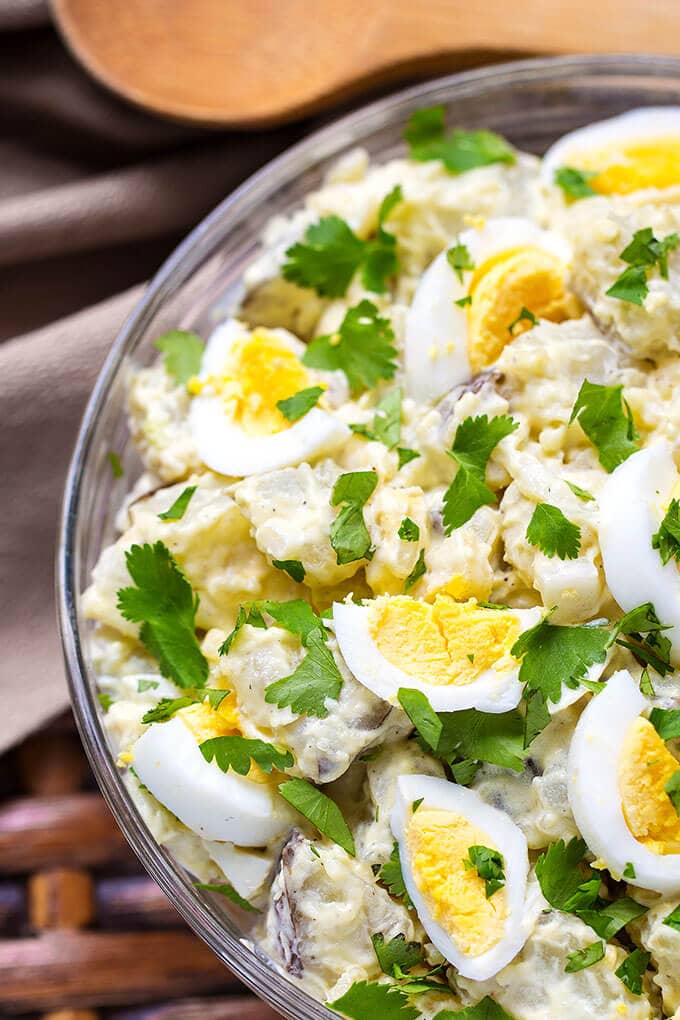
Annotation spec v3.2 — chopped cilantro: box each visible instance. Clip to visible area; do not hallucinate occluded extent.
[614,602,673,676]
[158,485,196,521]
[526,503,582,560]
[352,389,403,449]
[398,688,443,750]
[362,185,403,294]
[265,628,343,717]
[639,668,656,697]
[141,688,229,724]
[404,549,426,592]
[377,841,412,908]
[433,998,517,1019]
[218,604,266,655]
[412,798,424,813]
[622,862,636,880]
[451,759,480,785]
[615,948,650,996]
[606,265,649,305]
[455,295,473,308]
[606,227,680,305]
[155,329,205,385]
[443,414,519,532]
[565,941,604,973]
[137,678,159,693]
[199,735,294,775]
[117,541,208,688]
[272,559,306,583]
[522,688,551,749]
[569,380,639,472]
[565,480,595,502]
[665,770,680,814]
[650,706,680,740]
[404,105,515,175]
[256,599,324,645]
[98,692,113,712]
[303,300,398,394]
[508,306,537,335]
[107,451,123,478]
[464,845,506,898]
[652,498,680,565]
[578,897,648,940]
[279,777,355,856]
[511,616,611,706]
[276,385,324,422]
[371,932,424,977]
[447,242,475,282]
[554,167,597,199]
[330,469,377,565]
[194,881,260,913]
[663,904,680,931]
[329,980,419,1020]
[398,447,420,469]
[398,517,420,542]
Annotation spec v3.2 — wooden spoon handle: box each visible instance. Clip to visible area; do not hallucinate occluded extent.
[52,0,680,128]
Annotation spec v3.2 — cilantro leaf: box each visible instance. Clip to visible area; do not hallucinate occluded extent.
[623,862,636,880]
[663,904,680,931]
[526,503,582,560]
[98,692,113,712]
[158,485,197,521]
[535,838,596,912]
[137,678,159,693]
[279,777,355,856]
[398,688,443,750]
[577,897,648,940]
[447,242,475,282]
[303,300,398,394]
[330,470,378,565]
[464,845,506,898]
[194,881,260,913]
[652,498,680,564]
[404,549,426,592]
[398,447,420,469]
[511,616,611,705]
[614,602,673,676]
[606,228,680,304]
[402,694,524,772]
[570,380,639,472]
[373,388,403,449]
[141,688,229,724]
[371,932,424,976]
[405,105,515,175]
[377,841,412,908]
[650,707,680,740]
[554,167,597,199]
[256,599,324,646]
[665,770,680,814]
[199,735,293,775]
[329,980,419,1020]
[362,185,403,293]
[107,451,123,478]
[218,604,266,655]
[522,688,551,749]
[615,948,650,996]
[606,265,649,305]
[398,517,420,542]
[565,480,595,502]
[443,414,519,533]
[282,215,365,297]
[508,306,537,336]
[433,998,518,1020]
[565,941,604,973]
[276,386,324,422]
[155,330,205,385]
[272,558,306,583]
[117,541,208,688]
[265,629,343,717]
[451,759,480,785]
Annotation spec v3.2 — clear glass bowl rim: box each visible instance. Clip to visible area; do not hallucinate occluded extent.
[58,53,680,1020]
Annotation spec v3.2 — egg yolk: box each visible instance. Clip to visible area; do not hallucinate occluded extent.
[619,716,680,854]
[190,328,313,437]
[465,247,580,371]
[570,138,680,195]
[368,595,520,687]
[406,807,507,956]
[178,696,271,785]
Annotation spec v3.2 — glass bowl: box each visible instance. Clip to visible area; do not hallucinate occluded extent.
[58,55,680,1020]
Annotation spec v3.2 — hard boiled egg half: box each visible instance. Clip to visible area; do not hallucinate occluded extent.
[599,440,680,666]
[568,669,680,895]
[543,107,680,197]
[333,595,542,713]
[132,697,295,846]
[392,774,536,980]
[404,217,578,403]
[188,319,349,476]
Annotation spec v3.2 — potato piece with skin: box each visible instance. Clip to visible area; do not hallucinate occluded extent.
[82,474,296,638]
[260,830,418,1003]
[127,363,202,483]
[215,624,409,783]
[457,907,655,1020]
[233,460,369,588]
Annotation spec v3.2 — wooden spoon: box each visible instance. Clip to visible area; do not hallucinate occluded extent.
[52,0,680,129]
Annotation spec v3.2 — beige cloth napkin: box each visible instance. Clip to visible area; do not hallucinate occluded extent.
[0,5,307,752]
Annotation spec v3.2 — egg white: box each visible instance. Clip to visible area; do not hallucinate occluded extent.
[542,106,680,190]
[132,716,295,846]
[392,774,536,980]
[568,669,680,895]
[404,217,572,404]
[189,319,349,477]
[333,599,542,713]
[205,840,274,899]
[599,440,680,666]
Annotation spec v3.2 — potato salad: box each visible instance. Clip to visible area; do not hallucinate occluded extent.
[86,105,680,1020]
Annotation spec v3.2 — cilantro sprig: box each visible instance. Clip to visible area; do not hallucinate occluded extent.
[526,503,581,560]
[141,688,229,724]
[155,329,205,385]
[511,616,611,707]
[265,629,343,717]
[376,841,413,908]
[282,186,402,298]
[615,948,651,996]
[371,932,424,976]
[199,735,294,775]
[443,414,519,533]
[652,498,680,565]
[569,380,639,472]
[405,106,516,175]
[117,541,208,688]
[330,470,378,565]
[303,300,398,394]
[606,227,680,305]
[279,777,355,856]
[614,602,673,677]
